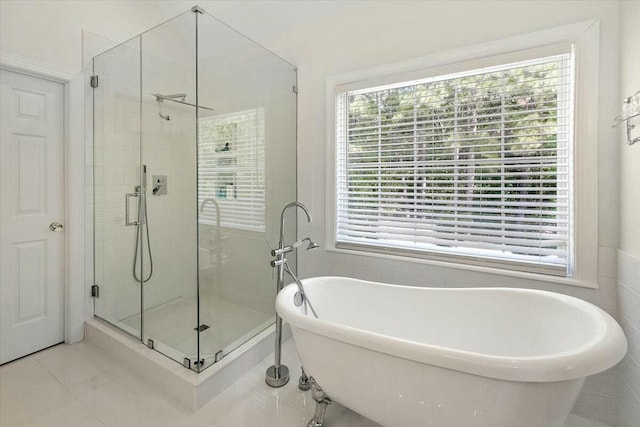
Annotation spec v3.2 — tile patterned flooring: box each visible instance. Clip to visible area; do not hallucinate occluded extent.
[0,338,609,427]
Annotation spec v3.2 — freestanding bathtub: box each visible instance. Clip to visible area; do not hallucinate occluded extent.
[276,276,627,427]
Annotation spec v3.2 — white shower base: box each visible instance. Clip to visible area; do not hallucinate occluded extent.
[85,312,284,409]
[121,293,273,366]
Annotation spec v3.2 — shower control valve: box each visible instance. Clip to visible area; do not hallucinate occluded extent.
[152,175,167,195]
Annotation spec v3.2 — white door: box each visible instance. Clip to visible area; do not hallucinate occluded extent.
[0,69,65,364]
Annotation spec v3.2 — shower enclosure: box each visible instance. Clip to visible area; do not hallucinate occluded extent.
[92,6,297,372]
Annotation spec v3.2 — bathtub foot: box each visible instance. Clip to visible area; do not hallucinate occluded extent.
[307,377,331,427]
[299,367,311,391]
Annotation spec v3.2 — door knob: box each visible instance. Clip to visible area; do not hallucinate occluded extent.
[49,222,64,232]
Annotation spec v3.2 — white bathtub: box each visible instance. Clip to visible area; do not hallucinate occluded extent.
[277,276,627,427]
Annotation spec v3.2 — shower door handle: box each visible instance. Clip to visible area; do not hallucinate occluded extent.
[125,192,140,226]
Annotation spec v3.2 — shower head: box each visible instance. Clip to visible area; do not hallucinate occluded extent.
[291,237,319,251]
[155,93,187,102]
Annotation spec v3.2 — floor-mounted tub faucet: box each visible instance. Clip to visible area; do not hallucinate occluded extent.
[266,202,318,388]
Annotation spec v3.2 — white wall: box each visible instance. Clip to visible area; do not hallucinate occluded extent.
[0,0,171,72]
[263,1,622,424]
[0,0,630,424]
[618,1,640,257]
[268,1,620,306]
[617,1,640,425]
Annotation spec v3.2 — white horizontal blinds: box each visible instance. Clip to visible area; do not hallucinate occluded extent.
[336,53,573,275]
[199,108,266,231]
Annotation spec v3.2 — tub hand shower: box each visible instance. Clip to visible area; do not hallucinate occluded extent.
[283,254,318,318]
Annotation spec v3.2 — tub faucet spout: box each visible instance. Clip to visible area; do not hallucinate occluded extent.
[278,202,312,248]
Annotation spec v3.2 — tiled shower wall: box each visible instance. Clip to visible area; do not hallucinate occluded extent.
[617,250,640,426]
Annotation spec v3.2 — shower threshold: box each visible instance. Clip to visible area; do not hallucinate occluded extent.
[84,317,286,409]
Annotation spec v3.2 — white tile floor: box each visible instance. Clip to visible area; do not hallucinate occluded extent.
[0,338,609,427]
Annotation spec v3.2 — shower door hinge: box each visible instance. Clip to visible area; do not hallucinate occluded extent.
[292,85,298,94]
[183,357,205,371]
[91,284,100,298]
[90,75,99,88]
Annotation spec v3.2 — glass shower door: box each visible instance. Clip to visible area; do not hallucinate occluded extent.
[92,5,298,373]
[93,37,143,338]
[195,12,298,370]
[93,11,200,367]
[139,11,199,367]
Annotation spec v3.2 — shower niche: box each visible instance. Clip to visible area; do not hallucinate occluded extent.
[92,6,297,372]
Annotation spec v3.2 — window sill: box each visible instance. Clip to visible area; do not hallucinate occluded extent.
[325,244,599,290]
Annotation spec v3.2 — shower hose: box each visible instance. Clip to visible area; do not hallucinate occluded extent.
[283,259,318,318]
[133,188,153,283]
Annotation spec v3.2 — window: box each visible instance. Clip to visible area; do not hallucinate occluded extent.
[198,108,265,231]
[334,52,575,276]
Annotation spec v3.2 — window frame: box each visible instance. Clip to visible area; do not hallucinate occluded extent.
[325,20,599,288]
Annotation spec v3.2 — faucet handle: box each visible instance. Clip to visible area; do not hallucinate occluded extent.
[271,248,286,256]
[272,246,296,257]
[271,258,285,267]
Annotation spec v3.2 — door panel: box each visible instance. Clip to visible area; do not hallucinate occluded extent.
[0,69,65,364]
[15,240,47,322]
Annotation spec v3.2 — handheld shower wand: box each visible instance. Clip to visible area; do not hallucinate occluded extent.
[132,165,153,283]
